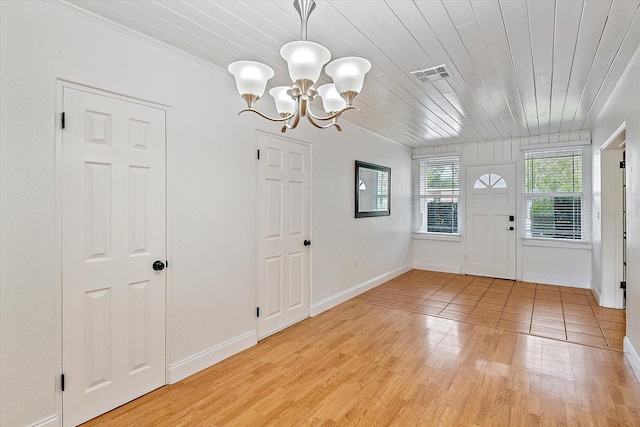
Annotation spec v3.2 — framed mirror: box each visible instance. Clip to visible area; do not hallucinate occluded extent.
[355,160,391,218]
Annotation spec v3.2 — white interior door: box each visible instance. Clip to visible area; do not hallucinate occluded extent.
[257,133,311,339]
[62,87,167,426]
[465,164,517,279]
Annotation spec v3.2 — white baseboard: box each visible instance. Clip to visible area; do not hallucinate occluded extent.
[310,263,412,316]
[590,285,602,305]
[167,330,257,384]
[624,337,640,384]
[521,273,590,288]
[413,262,461,274]
[28,414,59,427]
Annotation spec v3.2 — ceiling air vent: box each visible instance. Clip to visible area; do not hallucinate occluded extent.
[410,64,452,83]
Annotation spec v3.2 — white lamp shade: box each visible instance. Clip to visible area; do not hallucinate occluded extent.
[280,41,331,83]
[269,86,296,114]
[317,84,346,113]
[228,61,274,97]
[325,57,371,94]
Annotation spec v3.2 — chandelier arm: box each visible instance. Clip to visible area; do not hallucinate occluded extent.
[306,113,342,131]
[288,109,302,129]
[307,105,359,121]
[238,108,295,123]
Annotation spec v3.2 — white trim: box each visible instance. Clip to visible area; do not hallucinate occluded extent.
[590,285,602,306]
[167,330,257,384]
[521,139,591,151]
[600,122,627,150]
[164,101,174,386]
[521,273,590,288]
[412,233,461,242]
[28,414,59,427]
[521,238,592,250]
[54,81,64,427]
[413,262,461,274]
[412,132,590,157]
[412,151,462,160]
[57,78,171,110]
[624,337,640,384]
[310,264,412,316]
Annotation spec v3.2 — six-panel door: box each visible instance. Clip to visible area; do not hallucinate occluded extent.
[62,87,167,426]
[257,133,311,339]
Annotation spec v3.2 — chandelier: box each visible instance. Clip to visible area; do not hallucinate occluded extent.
[227,0,371,132]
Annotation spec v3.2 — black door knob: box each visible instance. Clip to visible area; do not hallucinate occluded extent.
[303,240,311,246]
[153,260,165,271]
[509,226,515,231]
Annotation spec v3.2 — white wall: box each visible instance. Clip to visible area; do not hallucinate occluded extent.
[412,132,593,287]
[413,237,462,273]
[590,48,640,378]
[0,1,412,425]
[311,130,412,313]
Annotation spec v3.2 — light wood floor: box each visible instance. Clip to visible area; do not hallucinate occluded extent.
[84,277,639,425]
[355,270,626,350]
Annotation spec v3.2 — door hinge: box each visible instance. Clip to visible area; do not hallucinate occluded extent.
[256,307,260,317]
[620,160,626,169]
[257,149,260,160]
[61,112,66,129]
[61,374,65,391]
[620,281,627,290]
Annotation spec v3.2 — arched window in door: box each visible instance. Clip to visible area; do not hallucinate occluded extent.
[474,173,507,189]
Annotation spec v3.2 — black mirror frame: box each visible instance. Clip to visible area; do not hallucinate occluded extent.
[355,160,391,218]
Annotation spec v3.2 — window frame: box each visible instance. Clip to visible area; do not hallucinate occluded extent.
[522,146,591,243]
[413,156,461,236]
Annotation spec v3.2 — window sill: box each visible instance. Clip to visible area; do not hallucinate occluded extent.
[413,233,461,242]
[521,238,592,250]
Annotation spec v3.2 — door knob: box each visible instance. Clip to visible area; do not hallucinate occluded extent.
[303,240,311,246]
[508,226,515,231]
[152,260,165,271]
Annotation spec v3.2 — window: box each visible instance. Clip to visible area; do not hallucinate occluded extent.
[414,157,459,234]
[523,148,589,240]
[474,173,506,189]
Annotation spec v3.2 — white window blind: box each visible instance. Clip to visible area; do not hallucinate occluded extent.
[523,147,590,241]
[414,157,460,234]
[376,170,389,211]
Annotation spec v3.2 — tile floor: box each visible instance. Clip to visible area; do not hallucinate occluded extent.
[353,269,626,350]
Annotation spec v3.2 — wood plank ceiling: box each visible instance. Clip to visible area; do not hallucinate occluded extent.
[64,0,640,148]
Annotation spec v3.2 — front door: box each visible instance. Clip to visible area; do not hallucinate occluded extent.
[257,133,311,339]
[465,164,517,279]
[62,87,167,426]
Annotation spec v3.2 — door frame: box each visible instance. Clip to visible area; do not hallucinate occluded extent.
[599,122,626,308]
[463,162,518,280]
[55,80,173,423]
[255,130,313,339]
